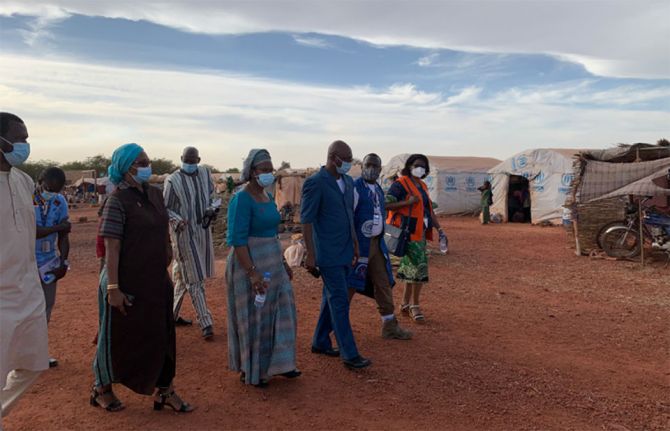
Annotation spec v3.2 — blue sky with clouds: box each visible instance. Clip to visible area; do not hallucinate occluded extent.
[0,2,668,169]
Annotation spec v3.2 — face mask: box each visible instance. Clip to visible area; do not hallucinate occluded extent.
[411,167,426,178]
[182,163,198,174]
[41,191,56,201]
[0,138,30,167]
[256,172,275,188]
[132,166,152,183]
[336,159,352,175]
[362,167,381,182]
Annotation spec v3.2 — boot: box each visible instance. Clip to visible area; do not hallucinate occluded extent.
[382,317,413,340]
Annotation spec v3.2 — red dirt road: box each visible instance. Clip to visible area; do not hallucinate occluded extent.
[4,209,669,430]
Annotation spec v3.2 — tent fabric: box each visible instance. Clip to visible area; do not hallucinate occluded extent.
[275,175,305,209]
[578,157,670,202]
[381,154,501,215]
[591,168,670,201]
[488,148,584,224]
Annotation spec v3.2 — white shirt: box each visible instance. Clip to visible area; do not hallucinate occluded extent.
[353,182,384,237]
[0,169,49,388]
[336,177,345,193]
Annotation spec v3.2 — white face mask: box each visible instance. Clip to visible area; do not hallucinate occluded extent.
[411,167,426,178]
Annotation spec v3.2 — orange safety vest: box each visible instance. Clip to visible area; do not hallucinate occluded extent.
[386,175,434,242]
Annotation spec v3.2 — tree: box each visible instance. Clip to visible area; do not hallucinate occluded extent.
[150,158,178,175]
[201,163,221,173]
[19,160,60,181]
[279,161,291,170]
[225,167,240,173]
[84,155,111,177]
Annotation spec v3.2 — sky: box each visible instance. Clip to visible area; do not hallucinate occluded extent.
[0,1,669,170]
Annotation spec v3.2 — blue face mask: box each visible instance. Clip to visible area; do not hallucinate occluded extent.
[132,166,152,183]
[0,139,30,167]
[41,191,57,201]
[182,163,198,174]
[256,172,275,188]
[336,160,352,175]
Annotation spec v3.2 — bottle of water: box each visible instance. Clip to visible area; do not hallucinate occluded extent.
[439,232,448,254]
[254,272,270,308]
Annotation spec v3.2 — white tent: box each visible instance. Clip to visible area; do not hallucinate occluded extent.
[488,148,583,224]
[380,154,501,215]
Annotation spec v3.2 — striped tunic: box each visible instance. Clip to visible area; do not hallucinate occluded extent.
[163,167,215,285]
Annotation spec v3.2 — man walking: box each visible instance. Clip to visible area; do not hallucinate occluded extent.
[349,154,412,340]
[0,113,49,423]
[164,147,216,340]
[301,140,371,370]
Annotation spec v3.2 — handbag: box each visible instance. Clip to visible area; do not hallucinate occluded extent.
[384,213,411,257]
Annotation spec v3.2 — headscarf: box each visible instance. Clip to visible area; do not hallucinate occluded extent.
[241,148,271,182]
[108,143,143,185]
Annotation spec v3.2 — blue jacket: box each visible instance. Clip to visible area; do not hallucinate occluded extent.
[348,178,395,292]
[300,167,355,267]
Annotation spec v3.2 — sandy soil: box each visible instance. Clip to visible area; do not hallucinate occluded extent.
[4,208,669,431]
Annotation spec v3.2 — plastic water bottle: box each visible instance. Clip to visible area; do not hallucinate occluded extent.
[254,272,270,308]
[439,232,448,254]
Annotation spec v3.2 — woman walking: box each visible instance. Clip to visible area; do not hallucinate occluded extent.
[91,143,193,413]
[226,149,299,387]
[386,154,445,323]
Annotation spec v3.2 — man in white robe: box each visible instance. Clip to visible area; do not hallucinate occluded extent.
[0,113,49,425]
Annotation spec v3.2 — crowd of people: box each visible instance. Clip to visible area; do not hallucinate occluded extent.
[0,112,446,423]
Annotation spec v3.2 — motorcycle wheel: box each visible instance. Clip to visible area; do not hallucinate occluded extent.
[596,220,627,249]
[601,226,641,258]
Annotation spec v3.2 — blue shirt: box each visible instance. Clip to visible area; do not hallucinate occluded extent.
[34,193,69,266]
[300,167,355,267]
[227,190,280,246]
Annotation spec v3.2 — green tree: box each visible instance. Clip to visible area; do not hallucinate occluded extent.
[150,158,178,175]
[19,160,60,181]
[225,167,240,173]
[279,161,291,170]
[201,163,221,173]
[83,155,111,177]
[59,160,88,171]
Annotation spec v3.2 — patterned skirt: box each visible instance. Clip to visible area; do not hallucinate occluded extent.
[225,236,297,385]
[93,266,113,387]
[397,239,429,283]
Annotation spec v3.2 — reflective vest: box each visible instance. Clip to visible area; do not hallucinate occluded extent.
[386,175,434,242]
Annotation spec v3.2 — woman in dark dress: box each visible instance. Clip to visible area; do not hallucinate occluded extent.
[91,143,193,413]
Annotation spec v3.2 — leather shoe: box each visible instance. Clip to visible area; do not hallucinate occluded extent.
[175,317,193,326]
[279,369,302,378]
[49,358,59,368]
[202,325,214,340]
[311,346,340,357]
[343,355,372,370]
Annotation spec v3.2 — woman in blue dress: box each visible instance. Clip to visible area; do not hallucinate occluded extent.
[226,149,299,387]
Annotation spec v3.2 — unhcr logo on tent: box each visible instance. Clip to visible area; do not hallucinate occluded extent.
[559,173,574,194]
[532,170,546,192]
[445,175,457,191]
[465,176,477,192]
[512,155,528,171]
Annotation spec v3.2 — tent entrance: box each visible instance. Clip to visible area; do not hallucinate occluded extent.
[507,175,531,223]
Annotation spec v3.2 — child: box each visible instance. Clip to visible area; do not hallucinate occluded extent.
[34,167,71,368]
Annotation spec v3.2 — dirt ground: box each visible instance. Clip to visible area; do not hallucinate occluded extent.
[4,208,669,431]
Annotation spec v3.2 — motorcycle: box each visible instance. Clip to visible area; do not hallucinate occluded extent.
[601,197,670,260]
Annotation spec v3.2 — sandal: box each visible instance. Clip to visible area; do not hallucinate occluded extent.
[400,303,410,314]
[153,389,194,413]
[279,369,302,379]
[90,385,125,412]
[409,305,425,323]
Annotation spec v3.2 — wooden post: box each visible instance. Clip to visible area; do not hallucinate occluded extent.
[639,199,644,266]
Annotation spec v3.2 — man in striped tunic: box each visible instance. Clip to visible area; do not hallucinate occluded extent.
[164,147,216,340]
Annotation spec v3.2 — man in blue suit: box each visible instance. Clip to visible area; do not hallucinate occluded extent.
[301,140,371,369]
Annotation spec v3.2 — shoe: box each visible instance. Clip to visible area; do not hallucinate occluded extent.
[311,346,340,357]
[202,325,214,340]
[49,358,59,368]
[343,356,372,370]
[279,369,302,378]
[382,317,413,340]
[175,317,193,326]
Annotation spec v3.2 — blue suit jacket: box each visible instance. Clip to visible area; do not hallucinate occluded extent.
[300,167,355,267]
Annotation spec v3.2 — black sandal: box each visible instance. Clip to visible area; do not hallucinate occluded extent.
[90,386,125,412]
[153,390,194,413]
[279,369,302,379]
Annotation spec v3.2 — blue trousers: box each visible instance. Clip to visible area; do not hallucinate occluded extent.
[312,265,360,361]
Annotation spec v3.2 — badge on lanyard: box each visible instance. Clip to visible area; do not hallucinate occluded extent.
[41,240,52,253]
[373,213,382,227]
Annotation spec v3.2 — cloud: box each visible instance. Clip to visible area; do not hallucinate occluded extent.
[0,1,668,79]
[1,53,668,170]
[292,35,331,49]
[417,53,439,67]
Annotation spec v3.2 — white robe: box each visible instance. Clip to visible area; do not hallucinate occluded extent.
[0,168,49,389]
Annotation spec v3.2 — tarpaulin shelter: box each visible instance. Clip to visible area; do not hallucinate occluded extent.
[566,143,670,254]
[487,149,583,224]
[380,154,501,215]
